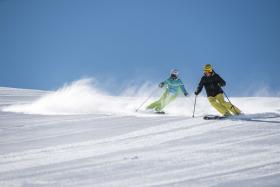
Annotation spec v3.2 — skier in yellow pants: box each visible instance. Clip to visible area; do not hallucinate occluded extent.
[195,64,241,116]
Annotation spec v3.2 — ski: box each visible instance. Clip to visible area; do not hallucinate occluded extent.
[203,115,227,120]
[136,110,166,115]
[155,111,165,114]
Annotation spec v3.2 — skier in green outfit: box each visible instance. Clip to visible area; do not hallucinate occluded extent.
[146,69,189,113]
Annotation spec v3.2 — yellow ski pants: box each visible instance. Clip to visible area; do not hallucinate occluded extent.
[146,91,177,112]
[208,93,241,116]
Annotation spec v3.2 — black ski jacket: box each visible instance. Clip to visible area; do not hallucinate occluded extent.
[196,71,226,97]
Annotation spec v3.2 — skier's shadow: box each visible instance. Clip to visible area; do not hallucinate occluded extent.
[229,112,280,124]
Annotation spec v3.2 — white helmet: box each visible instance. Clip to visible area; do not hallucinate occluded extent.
[170,69,179,77]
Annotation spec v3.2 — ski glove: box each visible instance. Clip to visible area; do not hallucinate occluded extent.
[184,92,189,97]
[194,91,199,95]
[159,82,165,88]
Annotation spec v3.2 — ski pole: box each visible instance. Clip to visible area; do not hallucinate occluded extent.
[135,87,159,112]
[223,90,239,114]
[192,95,197,118]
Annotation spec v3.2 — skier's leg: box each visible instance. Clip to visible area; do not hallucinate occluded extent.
[154,91,169,111]
[146,90,169,110]
[208,96,231,116]
[216,94,241,115]
[157,94,177,111]
[146,100,160,110]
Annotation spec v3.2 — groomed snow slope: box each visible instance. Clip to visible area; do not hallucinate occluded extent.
[0,85,280,187]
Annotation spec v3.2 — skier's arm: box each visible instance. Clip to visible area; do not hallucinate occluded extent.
[216,74,226,87]
[195,77,204,95]
[179,80,188,96]
[159,79,168,88]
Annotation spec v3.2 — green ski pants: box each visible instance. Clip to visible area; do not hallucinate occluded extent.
[146,91,178,112]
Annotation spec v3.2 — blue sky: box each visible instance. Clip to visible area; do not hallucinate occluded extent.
[0,0,279,96]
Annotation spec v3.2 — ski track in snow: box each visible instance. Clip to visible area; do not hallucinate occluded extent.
[0,87,280,187]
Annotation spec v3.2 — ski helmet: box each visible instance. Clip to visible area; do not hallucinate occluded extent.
[170,69,179,78]
[204,64,213,73]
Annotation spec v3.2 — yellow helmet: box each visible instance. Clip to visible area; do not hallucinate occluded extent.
[204,64,213,73]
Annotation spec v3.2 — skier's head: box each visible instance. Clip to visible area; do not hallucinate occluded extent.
[204,64,213,77]
[170,69,179,79]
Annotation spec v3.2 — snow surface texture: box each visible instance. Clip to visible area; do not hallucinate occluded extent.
[0,80,280,187]
[2,79,279,116]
